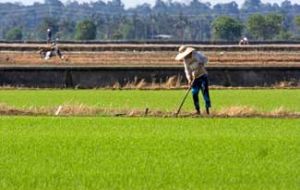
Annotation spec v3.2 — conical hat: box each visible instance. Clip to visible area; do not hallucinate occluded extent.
[175,46,195,61]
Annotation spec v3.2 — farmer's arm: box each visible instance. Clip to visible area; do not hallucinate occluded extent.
[184,62,192,84]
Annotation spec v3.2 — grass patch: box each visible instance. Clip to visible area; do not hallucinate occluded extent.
[0,117,299,189]
[0,89,299,113]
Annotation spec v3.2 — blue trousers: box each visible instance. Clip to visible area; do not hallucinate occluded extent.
[191,74,211,111]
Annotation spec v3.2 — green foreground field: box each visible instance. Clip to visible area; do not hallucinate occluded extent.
[0,89,300,113]
[0,117,299,189]
[1,89,299,189]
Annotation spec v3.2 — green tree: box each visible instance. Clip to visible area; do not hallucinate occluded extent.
[275,30,292,40]
[294,15,300,37]
[5,27,23,41]
[57,19,76,40]
[111,30,123,40]
[247,13,283,40]
[265,14,283,39]
[212,16,243,41]
[75,20,96,40]
[241,0,262,12]
[295,16,300,29]
[247,14,266,40]
[112,18,135,40]
[189,16,212,40]
[131,15,147,40]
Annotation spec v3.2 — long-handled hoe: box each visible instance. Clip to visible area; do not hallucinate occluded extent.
[175,79,194,117]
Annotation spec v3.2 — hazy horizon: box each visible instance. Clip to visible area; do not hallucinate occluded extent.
[0,0,299,8]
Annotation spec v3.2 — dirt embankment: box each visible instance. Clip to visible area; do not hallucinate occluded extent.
[1,43,300,66]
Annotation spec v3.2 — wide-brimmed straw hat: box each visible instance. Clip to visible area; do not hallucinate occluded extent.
[175,46,195,61]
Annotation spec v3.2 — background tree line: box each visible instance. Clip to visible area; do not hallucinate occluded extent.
[1,0,300,41]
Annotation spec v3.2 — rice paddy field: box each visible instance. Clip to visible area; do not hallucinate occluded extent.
[0,89,300,189]
[0,117,299,189]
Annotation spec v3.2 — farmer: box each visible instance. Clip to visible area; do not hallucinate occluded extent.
[239,36,249,45]
[175,46,211,115]
[47,28,52,43]
[39,42,64,60]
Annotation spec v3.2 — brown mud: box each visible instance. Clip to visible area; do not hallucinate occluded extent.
[0,104,299,118]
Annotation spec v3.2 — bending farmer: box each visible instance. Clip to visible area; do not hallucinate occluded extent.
[175,46,211,115]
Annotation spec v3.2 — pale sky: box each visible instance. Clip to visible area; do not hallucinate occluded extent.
[0,0,298,8]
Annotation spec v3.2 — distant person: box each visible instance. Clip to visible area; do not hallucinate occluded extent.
[47,28,52,43]
[39,42,64,60]
[239,36,249,45]
[175,46,211,115]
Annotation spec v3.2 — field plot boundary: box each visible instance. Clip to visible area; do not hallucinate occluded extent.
[0,65,299,88]
[2,43,300,52]
[0,104,299,118]
[1,64,300,69]
[1,40,300,44]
